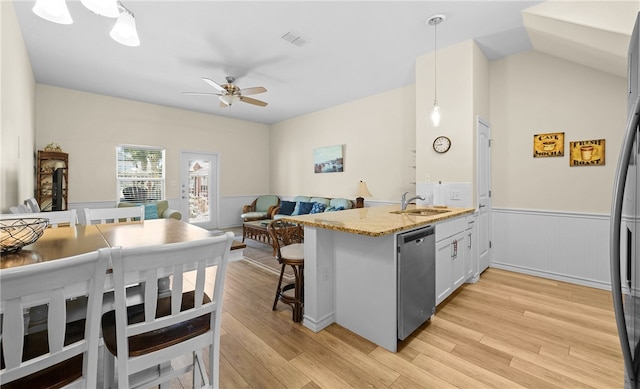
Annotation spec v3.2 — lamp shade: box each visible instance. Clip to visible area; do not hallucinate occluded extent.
[357,181,373,198]
[32,0,73,25]
[81,0,119,18]
[110,9,140,47]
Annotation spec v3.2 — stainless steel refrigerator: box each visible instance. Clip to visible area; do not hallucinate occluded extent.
[611,11,640,389]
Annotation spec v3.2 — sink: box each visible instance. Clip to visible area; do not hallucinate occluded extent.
[390,208,450,216]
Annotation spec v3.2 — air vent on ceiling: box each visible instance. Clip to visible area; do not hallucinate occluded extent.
[281,31,310,47]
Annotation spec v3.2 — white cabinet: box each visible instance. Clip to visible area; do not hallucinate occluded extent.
[465,214,478,282]
[435,217,468,305]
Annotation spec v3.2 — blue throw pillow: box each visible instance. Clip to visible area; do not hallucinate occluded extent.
[310,202,326,214]
[144,203,159,220]
[297,201,314,215]
[279,200,296,216]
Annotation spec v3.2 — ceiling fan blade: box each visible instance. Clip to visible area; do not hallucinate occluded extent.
[219,101,229,108]
[239,86,267,96]
[202,77,227,94]
[239,96,268,107]
[182,92,222,96]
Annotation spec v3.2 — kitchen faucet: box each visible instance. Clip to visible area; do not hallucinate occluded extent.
[401,191,425,210]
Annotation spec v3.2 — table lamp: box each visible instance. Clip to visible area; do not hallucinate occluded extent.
[356,180,373,208]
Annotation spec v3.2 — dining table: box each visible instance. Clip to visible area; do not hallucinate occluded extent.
[0,218,245,331]
[0,218,244,270]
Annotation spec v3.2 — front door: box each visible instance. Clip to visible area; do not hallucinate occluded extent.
[180,152,219,230]
[477,117,492,273]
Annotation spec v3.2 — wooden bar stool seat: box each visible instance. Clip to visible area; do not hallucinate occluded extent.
[268,220,304,322]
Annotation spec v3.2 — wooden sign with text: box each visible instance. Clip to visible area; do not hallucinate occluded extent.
[533,132,564,158]
[569,139,605,166]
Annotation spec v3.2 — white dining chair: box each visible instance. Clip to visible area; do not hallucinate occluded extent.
[0,209,78,227]
[83,206,144,225]
[101,232,234,389]
[0,248,109,389]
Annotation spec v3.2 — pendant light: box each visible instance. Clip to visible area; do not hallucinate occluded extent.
[32,0,73,24]
[427,14,445,127]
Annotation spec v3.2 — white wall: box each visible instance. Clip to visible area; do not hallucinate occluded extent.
[269,85,416,203]
[1,1,36,212]
[415,40,489,206]
[490,50,627,214]
[35,85,270,205]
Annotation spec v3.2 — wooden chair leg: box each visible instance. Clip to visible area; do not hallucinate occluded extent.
[273,263,286,311]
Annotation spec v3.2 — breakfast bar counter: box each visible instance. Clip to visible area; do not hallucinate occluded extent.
[283,205,474,352]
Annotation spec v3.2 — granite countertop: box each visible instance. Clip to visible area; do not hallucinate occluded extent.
[282,205,475,237]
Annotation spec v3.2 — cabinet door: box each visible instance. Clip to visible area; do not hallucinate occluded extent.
[451,231,467,290]
[465,222,476,280]
[435,238,453,305]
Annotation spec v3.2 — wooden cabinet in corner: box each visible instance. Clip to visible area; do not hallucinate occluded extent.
[36,150,68,211]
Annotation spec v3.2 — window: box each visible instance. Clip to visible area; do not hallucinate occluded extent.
[116,145,165,202]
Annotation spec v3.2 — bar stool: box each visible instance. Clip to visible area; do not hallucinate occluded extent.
[268,220,304,322]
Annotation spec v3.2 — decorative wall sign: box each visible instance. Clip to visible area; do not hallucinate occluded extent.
[314,145,344,173]
[569,139,605,166]
[533,132,564,157]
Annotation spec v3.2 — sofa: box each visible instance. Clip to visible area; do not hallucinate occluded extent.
[117,200,182,220]
[272,196,354,219]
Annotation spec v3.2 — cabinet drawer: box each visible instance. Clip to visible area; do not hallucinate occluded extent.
[436,217,467,242]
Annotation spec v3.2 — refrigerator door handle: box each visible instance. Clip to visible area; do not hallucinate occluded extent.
[611,96,640,385]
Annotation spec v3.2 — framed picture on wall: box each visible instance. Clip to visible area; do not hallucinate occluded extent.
[314,145,344,173]
[569,139,605,166]
[533,132,564,157]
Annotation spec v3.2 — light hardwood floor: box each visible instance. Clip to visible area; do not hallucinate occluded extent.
[172,255,624,389]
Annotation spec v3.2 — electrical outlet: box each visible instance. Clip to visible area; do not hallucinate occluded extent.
[450,191,461,200]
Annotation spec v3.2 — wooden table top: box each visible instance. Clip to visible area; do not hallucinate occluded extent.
[1,218,241,270]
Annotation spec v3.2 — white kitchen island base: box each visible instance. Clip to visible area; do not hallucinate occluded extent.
[302,225,399,352]
[282,204,475,352]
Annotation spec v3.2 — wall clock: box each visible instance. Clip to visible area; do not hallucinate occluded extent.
[433,136,451,153]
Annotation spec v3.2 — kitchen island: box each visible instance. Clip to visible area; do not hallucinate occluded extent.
[283,204,474,352]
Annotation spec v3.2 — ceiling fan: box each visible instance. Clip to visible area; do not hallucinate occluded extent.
[183,76,268,108]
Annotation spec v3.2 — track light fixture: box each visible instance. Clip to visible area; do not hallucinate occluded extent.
[32,0,140,47]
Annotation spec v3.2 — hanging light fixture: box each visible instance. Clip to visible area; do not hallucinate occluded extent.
[32,0,140,47]
[81,0,119,18]
[32,0,73,24]
[109,2,140,47]
[427,14,446,127]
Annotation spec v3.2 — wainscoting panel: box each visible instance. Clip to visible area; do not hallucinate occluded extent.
[491,208,611,290]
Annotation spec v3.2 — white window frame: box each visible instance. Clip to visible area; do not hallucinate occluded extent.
[116,145,166,203]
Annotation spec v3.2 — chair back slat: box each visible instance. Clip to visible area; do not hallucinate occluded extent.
[84,206,144,225]
[106,232,233,388]
[0,209,77,227]
[0,249,109,387]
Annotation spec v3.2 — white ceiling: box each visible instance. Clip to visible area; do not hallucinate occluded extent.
[11,1,639,124]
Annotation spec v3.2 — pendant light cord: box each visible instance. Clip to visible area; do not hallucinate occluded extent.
[433,20,437,102]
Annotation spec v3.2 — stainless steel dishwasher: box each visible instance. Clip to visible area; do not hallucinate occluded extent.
[397,225,436,340]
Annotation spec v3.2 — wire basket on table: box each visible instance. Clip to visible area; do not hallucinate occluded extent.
[0,218,49,253]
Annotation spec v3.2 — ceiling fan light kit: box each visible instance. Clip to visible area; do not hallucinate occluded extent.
[427,13,445,128]
[183,76,268,109]
[32,0,140,47]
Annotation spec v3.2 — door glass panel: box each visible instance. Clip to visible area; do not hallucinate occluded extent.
[188,159,210,223]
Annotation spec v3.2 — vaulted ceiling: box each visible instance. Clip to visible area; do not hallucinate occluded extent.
[11,1,640,124]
